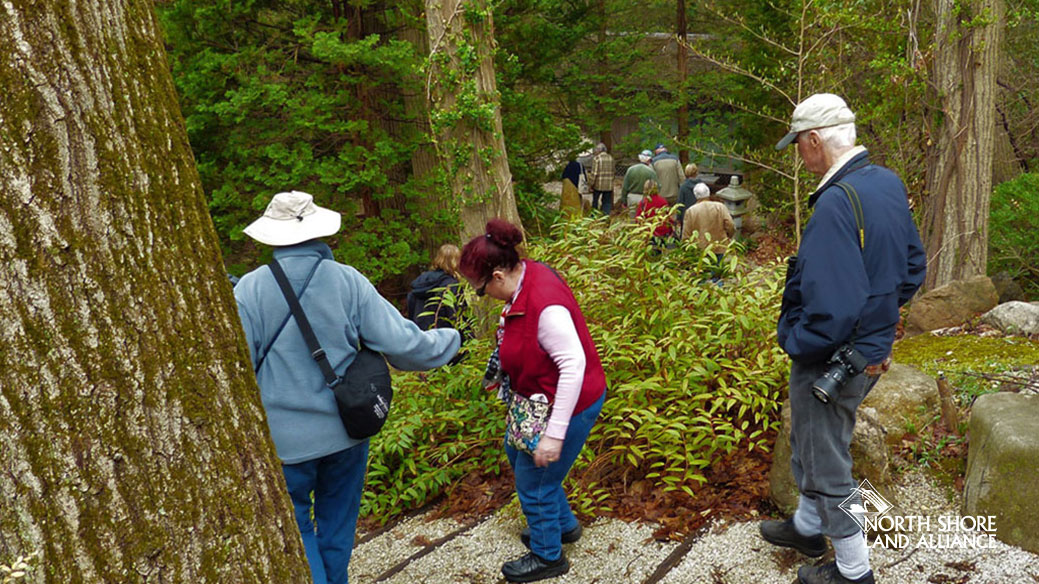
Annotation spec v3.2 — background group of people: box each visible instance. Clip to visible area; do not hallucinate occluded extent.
[563,144,737,260]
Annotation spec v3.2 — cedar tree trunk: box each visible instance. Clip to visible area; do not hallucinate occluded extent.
[922,0,1004,289]
[425,0,523,240]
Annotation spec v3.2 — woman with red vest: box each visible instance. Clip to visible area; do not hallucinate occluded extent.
[460,219,607,583]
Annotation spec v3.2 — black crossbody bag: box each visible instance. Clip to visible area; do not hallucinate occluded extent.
[269,260,393,440]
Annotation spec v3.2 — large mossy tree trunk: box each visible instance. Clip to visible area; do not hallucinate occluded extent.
[425,0,523,240]
[0,1,309,581]
[922,0,1004,290]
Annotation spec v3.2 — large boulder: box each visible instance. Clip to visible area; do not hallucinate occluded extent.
[769,400,890,515]
[990,271,1027,304]
[962,392,1039,554]
[905,275,998,335]
[862,364,940,447]
[980,301,1039,336]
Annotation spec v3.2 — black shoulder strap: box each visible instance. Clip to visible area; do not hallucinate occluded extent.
[835,182,865,251]
[254,259,321,373]
[269,260,339,386]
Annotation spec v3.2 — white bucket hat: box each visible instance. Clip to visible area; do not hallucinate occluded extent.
[243,191,341,246]
[775,93,856,150]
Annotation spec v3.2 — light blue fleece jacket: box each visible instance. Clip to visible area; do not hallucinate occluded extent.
[235,240,461,464]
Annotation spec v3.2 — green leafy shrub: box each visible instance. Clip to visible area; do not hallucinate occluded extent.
[362,336,505,520]
[530,217,787,497]
[989,172,1039,298]
[158,2,451,283]
[367,217,788,520]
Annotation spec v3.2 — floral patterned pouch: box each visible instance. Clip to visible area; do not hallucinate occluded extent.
[505,391,552,455]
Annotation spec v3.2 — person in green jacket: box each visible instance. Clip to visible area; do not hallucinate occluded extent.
[621,150,658,218]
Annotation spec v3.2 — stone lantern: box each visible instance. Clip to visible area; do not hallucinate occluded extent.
[715,175,752,234]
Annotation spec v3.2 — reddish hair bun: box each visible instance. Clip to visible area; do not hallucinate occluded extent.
[485,219,523,249]
[459,219,524,281]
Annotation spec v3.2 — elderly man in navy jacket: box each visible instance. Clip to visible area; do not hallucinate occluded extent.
[760,94,926,584]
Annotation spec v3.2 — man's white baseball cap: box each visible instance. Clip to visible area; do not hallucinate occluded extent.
[775,93,856,150]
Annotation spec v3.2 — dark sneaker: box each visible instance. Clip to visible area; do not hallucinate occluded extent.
[520,524,583,549]
[798,561,875,583]
[759,518,827,557]
[501,552,570,583]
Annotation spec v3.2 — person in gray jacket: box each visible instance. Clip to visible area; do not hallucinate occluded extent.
[235,191,460,584]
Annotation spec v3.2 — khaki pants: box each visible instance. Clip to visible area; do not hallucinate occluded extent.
[626,194,644,218]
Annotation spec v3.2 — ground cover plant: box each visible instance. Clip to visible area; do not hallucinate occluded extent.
[363,217,789,532]
[891,329,1039,488]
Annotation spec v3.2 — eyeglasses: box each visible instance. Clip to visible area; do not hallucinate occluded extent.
[475,279,489,297]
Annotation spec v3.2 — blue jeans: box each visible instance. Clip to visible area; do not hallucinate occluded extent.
[788,361,879,538]
[506,392,605,561]
[592,190,613,215]
[282,442,369,584]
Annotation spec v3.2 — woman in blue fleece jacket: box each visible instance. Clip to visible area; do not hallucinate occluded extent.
[235,191,460,584]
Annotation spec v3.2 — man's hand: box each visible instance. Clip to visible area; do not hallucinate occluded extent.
[533,436,564,468]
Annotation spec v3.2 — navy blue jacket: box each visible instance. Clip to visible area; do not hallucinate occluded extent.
[778,150,926,365]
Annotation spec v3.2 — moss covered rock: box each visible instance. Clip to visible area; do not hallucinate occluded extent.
[962,392,1039,554]
[862,364,939,447]
[892,333,1039,378]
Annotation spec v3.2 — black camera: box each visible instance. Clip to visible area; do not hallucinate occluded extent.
[811,344,869,404]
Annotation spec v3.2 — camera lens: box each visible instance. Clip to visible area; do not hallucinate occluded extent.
[812,367,847,404]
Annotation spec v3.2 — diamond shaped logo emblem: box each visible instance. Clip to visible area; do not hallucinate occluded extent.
[839,479,894,532]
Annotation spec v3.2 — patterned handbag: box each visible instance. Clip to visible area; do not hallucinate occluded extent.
[505,391,552,455]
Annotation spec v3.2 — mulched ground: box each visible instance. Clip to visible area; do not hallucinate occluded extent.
[590,433,778,541]
[400,430,779,542]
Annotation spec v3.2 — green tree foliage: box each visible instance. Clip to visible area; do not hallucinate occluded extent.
[368,218,787,519]
[675,1,933,212]
[159,0,448,282]
[988,172,1039,297]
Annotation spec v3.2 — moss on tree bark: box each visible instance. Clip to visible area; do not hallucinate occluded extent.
[0,1,310,581]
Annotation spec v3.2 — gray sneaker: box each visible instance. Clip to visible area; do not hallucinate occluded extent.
[759,518,827,557]
[798,561,875,583]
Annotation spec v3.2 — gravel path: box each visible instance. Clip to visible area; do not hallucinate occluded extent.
[351,470,1039,583]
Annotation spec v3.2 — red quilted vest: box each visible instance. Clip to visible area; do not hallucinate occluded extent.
[499,260,606,414]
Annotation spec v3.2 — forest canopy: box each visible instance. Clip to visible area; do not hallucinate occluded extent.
[158,0,1039,290]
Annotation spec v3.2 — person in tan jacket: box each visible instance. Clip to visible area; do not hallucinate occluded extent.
[682,182,735,258]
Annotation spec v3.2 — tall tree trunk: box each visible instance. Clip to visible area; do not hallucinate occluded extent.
[597,0,613,150]
[0,1,309,581]
[922,0,1004,289]
[425,0,522,240]
[397,3,456,255]
[676,0,689,165]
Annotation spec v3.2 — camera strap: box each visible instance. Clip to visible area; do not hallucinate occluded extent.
[834,182,865,251]
[834,181,866,355]
[254,258,323,373]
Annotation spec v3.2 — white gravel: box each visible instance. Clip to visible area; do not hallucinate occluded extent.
[350,513,463,582]
[350,470,1039,583]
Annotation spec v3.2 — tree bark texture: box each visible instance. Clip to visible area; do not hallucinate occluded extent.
[0,1,309,581]
[425,0,523,240]
[676,0,689,166]
[922,0,1004,290]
